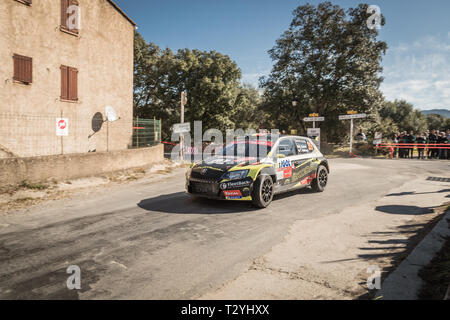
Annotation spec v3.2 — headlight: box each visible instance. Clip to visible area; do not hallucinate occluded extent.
[222,170,249,181]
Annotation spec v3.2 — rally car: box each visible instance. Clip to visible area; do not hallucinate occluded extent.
[185,135,329,208]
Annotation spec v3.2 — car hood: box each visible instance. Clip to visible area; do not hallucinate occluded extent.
[193,156,260,172]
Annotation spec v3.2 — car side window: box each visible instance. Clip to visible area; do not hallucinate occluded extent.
[295,139,311,154]
[278,138,297,157]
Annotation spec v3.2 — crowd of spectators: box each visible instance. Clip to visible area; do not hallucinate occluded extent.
[391,129,450,160]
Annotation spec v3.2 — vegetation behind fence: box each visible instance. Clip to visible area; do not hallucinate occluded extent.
[132,118,161,148]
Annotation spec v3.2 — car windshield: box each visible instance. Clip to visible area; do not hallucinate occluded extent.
[222,141,273,159]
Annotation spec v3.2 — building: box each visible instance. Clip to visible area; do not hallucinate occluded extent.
[0,0,136,158]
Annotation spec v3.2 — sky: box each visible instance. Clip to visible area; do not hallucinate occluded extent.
[114,0,450,111]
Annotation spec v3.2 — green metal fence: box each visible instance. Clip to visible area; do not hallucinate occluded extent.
[132,118,161,148]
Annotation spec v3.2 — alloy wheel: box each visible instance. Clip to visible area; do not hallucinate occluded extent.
[319,169,328,187]
[262,179,273,203]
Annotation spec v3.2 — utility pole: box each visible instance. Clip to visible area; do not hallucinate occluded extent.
[180,91,187,161]
[350,118,354,155]
[338,111,367,156]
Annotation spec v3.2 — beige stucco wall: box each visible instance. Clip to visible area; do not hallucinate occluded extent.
[0,0,135,157]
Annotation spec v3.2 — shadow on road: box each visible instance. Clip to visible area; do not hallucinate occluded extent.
[137,192,257,214]
[137,188,313,215]
[354,212,446,300]
[318,203,446,300]
[386,189,450,197]
[375,205,435,215]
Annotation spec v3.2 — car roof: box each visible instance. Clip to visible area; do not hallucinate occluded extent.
[279,135,311,140]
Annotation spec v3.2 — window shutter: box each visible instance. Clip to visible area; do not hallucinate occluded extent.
[13,54,32,84]
[70,0,79,34]
[13,56,19,81]
[61,0,69,29]
[25,56,32,83]
[69,68,78,101]
[61,0,79,34]
[61,65,69,100]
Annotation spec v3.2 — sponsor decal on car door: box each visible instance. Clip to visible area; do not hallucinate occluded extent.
[290,139,318,186]
[275,138,301,186]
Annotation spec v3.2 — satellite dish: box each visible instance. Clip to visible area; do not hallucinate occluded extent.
[91,112,104,133]
[105,106,118,122]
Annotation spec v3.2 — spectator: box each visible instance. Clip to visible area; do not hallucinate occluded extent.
[356,129,367,142]
[427,130,438,159]
[408,130,416,158]
[392,133,399,158]
[447,129,450,160]
[437,132,448,159]
[416,133,426,160]
[400,132,408,158]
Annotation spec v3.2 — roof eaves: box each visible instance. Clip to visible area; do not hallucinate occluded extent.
[107,0,137,27]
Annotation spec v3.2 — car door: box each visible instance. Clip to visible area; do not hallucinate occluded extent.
[290,138,319,186]
[274,138,298,187]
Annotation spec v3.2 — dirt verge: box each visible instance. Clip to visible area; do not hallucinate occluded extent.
[418,207,450,300]
[0,160,187,214]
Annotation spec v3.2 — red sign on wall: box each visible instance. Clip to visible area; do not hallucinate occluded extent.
[56,118,69,136]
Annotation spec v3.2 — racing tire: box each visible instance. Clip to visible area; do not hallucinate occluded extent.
[311,165,328,193]
[252,175,274,208]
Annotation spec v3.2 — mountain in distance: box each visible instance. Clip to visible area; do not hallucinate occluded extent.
[421,109,450,118]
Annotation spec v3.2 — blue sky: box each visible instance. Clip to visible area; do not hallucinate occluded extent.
[115,0,450,110]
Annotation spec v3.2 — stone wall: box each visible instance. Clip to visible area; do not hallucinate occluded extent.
[0,144,164,189]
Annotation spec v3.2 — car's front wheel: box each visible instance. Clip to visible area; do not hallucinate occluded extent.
[252,175,274,208]
[311,165,328,193]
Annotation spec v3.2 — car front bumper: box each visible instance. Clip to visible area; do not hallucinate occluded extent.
[186,178,253,201]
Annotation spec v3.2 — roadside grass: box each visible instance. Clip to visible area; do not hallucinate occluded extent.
[323,144,389,158]
[20,180,49,191]
[14,197,35,203]
[418,207,450,300]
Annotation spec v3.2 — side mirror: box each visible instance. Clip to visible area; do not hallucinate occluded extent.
[277,154,286,159]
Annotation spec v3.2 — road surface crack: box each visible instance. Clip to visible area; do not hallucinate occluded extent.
[250,260,354,296]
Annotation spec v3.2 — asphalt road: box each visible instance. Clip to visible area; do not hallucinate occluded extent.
[0,158,448,299]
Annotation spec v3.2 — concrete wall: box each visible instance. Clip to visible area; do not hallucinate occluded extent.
[0,0,135,157]
[0,144,164,189]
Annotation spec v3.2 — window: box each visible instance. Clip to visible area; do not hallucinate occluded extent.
[277,139,297,157]
[13,54,32,84]
[61,0,79,34]
[222,141,273,159]
[14,0,32,5]
[295,139,311,154]
[61,65,78,101]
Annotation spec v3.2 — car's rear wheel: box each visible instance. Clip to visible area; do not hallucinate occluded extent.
[252,175,274,208]
[311,165,328,193]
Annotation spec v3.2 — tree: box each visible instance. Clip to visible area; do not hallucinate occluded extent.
[173,49,242,132]
[445,118,450,131]
[133,31,178,126]
[260,2,387,142]
[380,100,428,133]
[426,114,446,131]
[231,84,266,130]
[134,31,262,139]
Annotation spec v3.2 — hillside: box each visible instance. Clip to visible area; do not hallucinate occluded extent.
[421,109,450,118]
